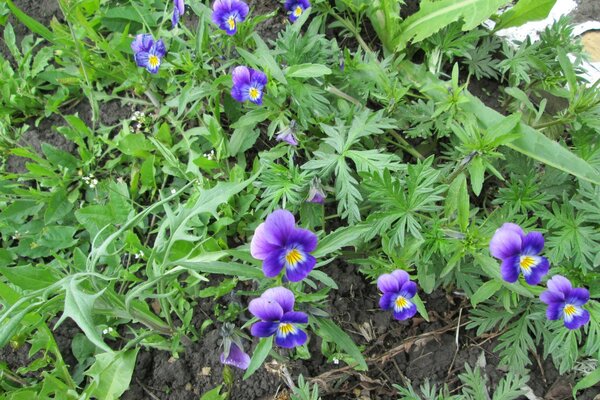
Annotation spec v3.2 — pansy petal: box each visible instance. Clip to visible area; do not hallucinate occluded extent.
[285,254,315,282]
[230,0,249,18]
[392,302,417,321]
[500,256,520,283]
[262,251,285,279]
[248,298,283,321]
[391,270,410,287]
[522,231,544,255]
[289,228,318,253]
[250,69,268,87]
[251,321,279,337]
[400,281,417,298]
[547,275,572,294]
[220,343,250,369]
[276,328,307,348]
[131,34,154,53]
[523,257,549,285]
[564,309,590,330]
[262,287,295,313]
[231,84,248,102]
[134,51,150,68]
[540,289,564,305]
[153,40,166,58]
[250,223,281,260]
[281,311,308,324]
[379,292,396,310]
[545,303,562,320]
[490,226,523,260]
[232,66,251,87]
[568,288,590,306]
[377,273,400,293]
[263,209,296,241]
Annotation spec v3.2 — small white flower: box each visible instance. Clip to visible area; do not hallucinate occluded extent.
[171,189,177,194]
[333,358,340,365]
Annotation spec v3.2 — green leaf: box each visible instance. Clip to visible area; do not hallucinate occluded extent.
[313,225,370,258]
[494,0,557,30]
[468,156,485,196]
[573,367,600,397]
[285,63,332,79]
[314,317,367,370]
[471,279,503,306]
[57,277,111,352]
[200,385,226,400]
[412,294,430,322]
[174,261,264,280]
[395,0,510,49]
[243,336,273,379]
[457,174,470,231]
[84,349,139,399]
[5,0,55,42]
[0,265,61,291]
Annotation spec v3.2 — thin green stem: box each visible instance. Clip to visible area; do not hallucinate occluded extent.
[388,130,424,160]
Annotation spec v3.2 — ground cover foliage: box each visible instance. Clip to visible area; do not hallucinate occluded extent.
[0,0,600,398]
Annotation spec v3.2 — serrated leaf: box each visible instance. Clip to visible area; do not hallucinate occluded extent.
[84,349,139,399]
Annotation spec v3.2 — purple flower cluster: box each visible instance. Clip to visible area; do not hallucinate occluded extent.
[212,0,249,35]
[251,209,317,282]
[489,223,549,285]
[490,222,590,330]
[249,287,308,347]
[377,270,417,320]
[131,34,166,74]
[284,0,310,22]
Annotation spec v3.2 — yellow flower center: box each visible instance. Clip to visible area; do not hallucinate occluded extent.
[278,323,295,336]
[395,296,409,309]
[148,55,160,68]
[227,16,236,31]
[285,248,303,266]
[249,87,260,100]
[519,255,536,271]
[294,6,303,17]
[564,304,576,317]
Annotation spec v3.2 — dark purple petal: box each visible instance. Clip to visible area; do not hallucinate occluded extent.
[540,289,565,305]
[490,225,523,260]
[377,273,400,293]
[307,186,325,204]
[521,231,544,255]
[250,321,279,337]
[250,69,268,87]
[288,228,318,253]
[134,51,150,68]
[220,342,250,369]
[248,298,283,321]
[281,311,308,324]
[232,66,251,87]
[262,251,285,278]
[131,34,154,53]
[172,9,180,27]
[250,222,281,260]
[264,209,296,243]
[153,40,167,58]
[568,288,590,306]
[545,302,562,320]
[400,281,417,299]
[564,309,590,330]
[262,287,295,313]
[391,270,410,287]
[285,253,315,282]
[231,84,248,102]
[379,292,395,310]
[175,0,185,14]
[500,256,520,283]
[546,275,572,295]
[276,327,307,348]
[523,257,549,285]
[392,302,417,320]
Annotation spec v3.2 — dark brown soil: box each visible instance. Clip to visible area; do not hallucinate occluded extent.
[572,0,600,24]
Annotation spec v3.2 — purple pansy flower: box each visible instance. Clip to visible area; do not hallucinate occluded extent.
[212,0,249,35]
[377,270,418,321]
[489,223,549,285]
[220,341,250,369]
[284,0,310,22]
[250,209,317,282]
[249,287,308,348]
[131,34,166,74]
[276,121,298,146]
[172,0,185,27]
[231,66,268,105]
[540,275,590,330]
[307,179,325,204]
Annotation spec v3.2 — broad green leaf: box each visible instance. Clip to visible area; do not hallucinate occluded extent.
[412,294,430,322]
[0,265,61,291]
[84,349,139,399]
[395,0,510,49]
[285,63,332,79]
[314,317,367,370]
[494,0,557,30]
[200,385,226,400]
[468,157,485,196]
[5,0,55,42]
[313,225,370,258]
[573,366,600,396]
[243,336,273,379]
[56,277,111,352]
[173,261,263,280]
[471,279,503,306]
